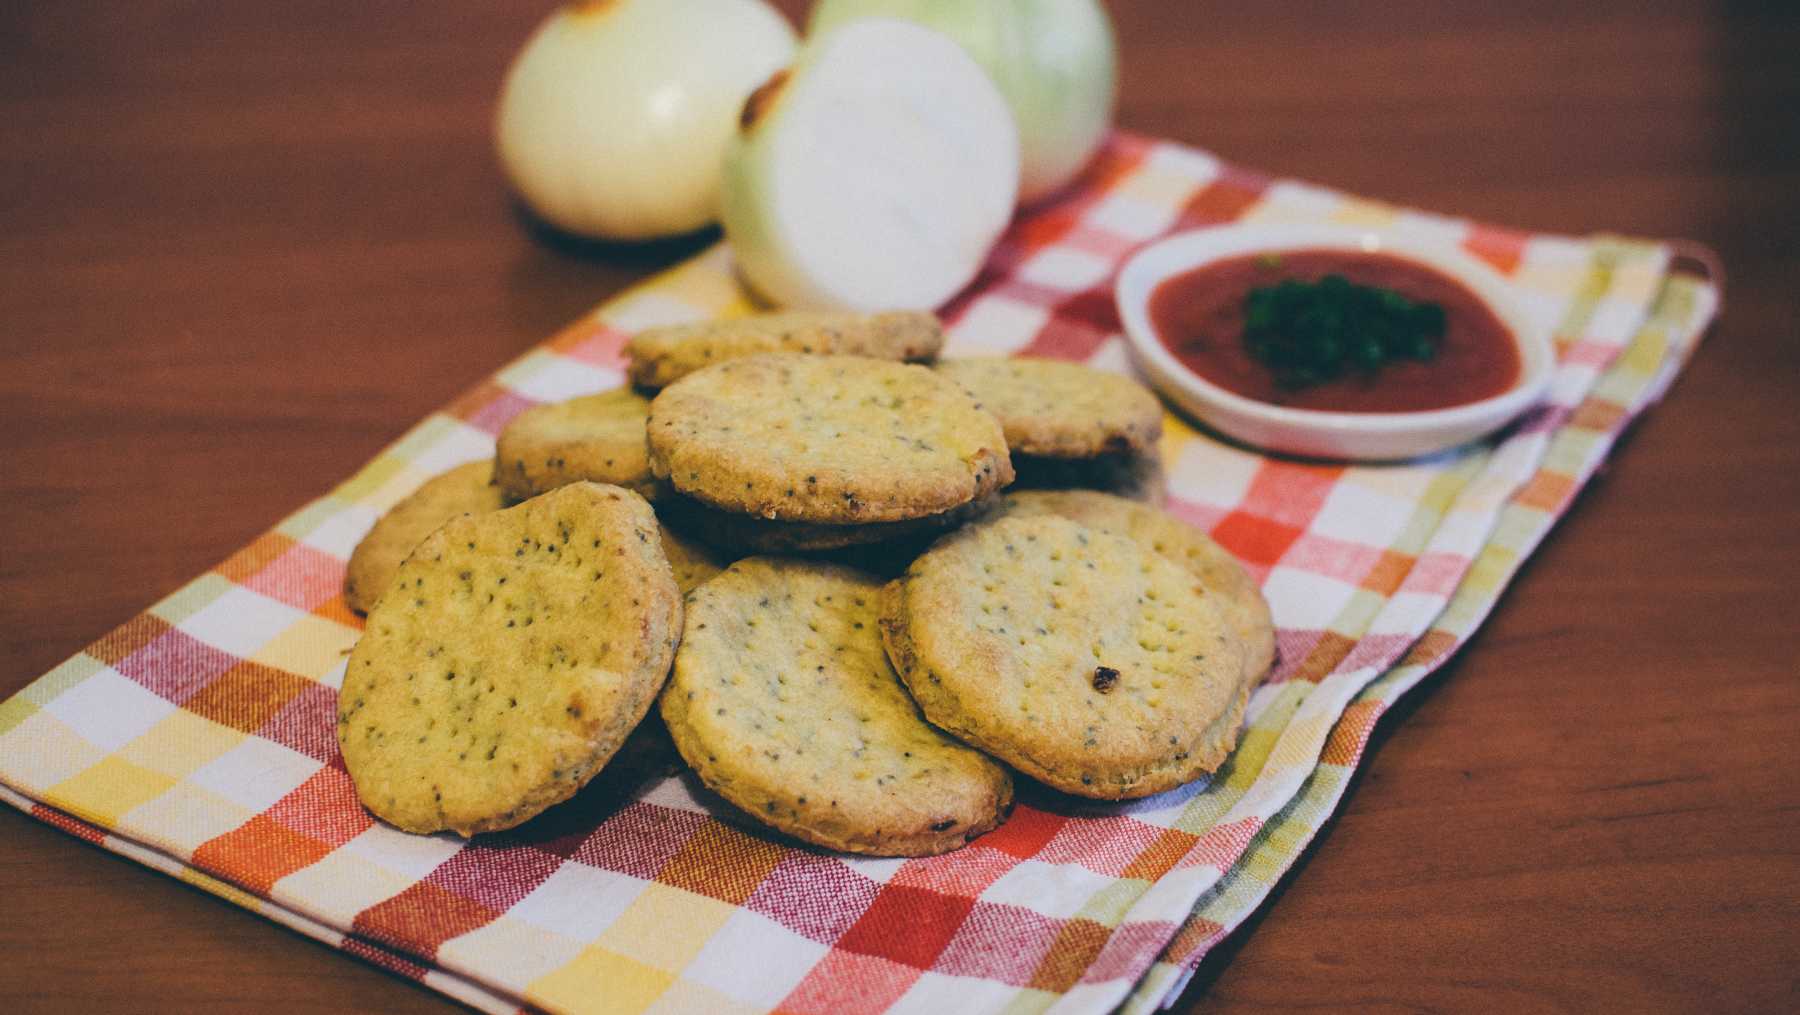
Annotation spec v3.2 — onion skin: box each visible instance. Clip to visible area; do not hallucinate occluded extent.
[809,0,1118,206]
[495,0,797,242]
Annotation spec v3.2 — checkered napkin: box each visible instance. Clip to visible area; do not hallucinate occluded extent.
[0,132,1717,1015]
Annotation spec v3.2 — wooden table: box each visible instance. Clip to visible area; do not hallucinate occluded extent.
[3,2,1795,1011]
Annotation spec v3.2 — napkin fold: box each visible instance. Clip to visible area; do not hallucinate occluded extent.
[0,132,1716,1015]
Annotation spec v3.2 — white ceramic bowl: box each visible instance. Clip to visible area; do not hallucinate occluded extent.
[1115,223,1554,461]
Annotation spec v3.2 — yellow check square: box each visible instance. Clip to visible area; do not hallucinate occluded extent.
[0,711,109,792]
[598,883,738,972]
[1118,165,1198,205]
[0,693,38,739]
[47,755,177,827]
[119,710,244,780]
[250,613,359,678]
[1330,199,1398,227]
[1074,879,1145,929]
[529,946,674,1015]
[334,454,412,506]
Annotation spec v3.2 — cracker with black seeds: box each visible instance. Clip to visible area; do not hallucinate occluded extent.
[659,521,731,594]
[1010,449,1167,507]
[339,483,682,836]
[627,310,944,389]
[603,711,683,786]
[935,357,1163,460]
[1001,490,1276,685]
[881,514,1247,800]
[657,489,998,554]
[494,389,658,501]
[662,558,1012,855]
[647,353,1012,524]
[344,462,509,615]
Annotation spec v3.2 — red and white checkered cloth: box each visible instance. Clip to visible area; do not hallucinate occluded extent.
[0,133,1717,1014]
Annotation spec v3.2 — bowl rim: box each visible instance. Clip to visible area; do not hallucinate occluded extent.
[1114,222,1554,443]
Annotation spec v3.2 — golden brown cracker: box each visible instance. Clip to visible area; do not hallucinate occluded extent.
[344,462,508,615]
[647,353,1012,524]
[339,483,681,836]
[935,357,1163,459]
[656,489,998,554]
[1000,490,1276,684]
[881,514,1246,799]
[1010,450,1167,507]
[494,389,657,501]
[662,558,1012,855]
[627,310,944,389]
[659,520,731,595]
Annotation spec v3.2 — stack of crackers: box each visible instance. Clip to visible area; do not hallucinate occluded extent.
[338,310,1274,855]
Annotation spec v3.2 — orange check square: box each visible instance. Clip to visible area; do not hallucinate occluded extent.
[182,661,313,735]
[192,814,335,895]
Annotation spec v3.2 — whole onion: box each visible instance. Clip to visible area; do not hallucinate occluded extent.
[495,0,797,242]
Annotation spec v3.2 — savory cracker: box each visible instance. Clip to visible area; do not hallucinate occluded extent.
[344,462,508,615]
[881,514,1247,799]
[934,357,1163,459]
[494,389,657,501]
[656,489,998,554]
[647,353,1012,524]
[626,310,943,389]
[1011,449,1167,507]
[603,711,683,786]
[339,483,682,836]
[659,521,730,594]
[1001,490,1276,684]
[662,558,1012,855]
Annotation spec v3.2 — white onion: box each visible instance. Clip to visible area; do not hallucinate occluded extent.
[495,0,797,242]
[809,0,1118,205]
[719,18,1019,311]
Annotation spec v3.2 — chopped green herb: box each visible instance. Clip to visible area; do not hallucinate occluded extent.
[1242,274,1446,388]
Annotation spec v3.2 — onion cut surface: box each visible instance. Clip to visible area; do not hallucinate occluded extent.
[720,18,1020,311]
[809,0,1119,205]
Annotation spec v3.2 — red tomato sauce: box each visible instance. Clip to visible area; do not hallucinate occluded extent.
[1149,250,1521,413]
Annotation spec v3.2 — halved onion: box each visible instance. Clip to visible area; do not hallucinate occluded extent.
[809,0,1119,205]
[719,18,1020,311]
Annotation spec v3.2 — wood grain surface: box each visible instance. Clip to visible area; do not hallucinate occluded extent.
[3,2,1796,1012]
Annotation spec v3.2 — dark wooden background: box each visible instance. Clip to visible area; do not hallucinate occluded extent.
[3,2,1796,1011]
